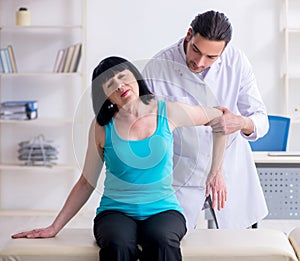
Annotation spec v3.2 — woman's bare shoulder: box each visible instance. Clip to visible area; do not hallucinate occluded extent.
[89,118,105,148]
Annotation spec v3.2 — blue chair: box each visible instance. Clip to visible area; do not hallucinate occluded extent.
[249,115,291,151]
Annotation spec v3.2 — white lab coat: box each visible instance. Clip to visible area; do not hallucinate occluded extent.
[142,38,269,229]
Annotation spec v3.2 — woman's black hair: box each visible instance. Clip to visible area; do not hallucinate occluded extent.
[92,56,153,126]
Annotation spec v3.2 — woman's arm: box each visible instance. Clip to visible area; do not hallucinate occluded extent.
[12,119,105,238]
[205,131,227,210]
[167,102,227,210]
[167,102,222,129]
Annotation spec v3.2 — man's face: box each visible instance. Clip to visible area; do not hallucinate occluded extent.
[184,29,226,73]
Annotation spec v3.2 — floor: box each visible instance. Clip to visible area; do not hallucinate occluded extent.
[1,210,300,251]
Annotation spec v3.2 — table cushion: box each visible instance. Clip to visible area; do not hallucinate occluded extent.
[0,229,98,261]
[182,229,298,261]
[0,228,298,261]
[289,227,300,260]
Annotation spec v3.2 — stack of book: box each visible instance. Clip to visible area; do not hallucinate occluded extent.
[53,42,82,73]
[18,134,59,167]
[0,45,18,73]
[0,100,38,120]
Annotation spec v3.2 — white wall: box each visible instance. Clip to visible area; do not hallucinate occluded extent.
[86,0,300,150]
[86,0,281,109]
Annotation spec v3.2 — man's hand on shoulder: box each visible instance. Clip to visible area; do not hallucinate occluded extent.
[207,106,254,135]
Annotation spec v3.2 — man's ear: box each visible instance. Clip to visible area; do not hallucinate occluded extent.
[185,28,193,42]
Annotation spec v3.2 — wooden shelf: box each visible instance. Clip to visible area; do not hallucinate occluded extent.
[284,72,300,79]
[0,209,59,216]
[0,25,82,30]
[0,118,74,124]
[0,163,79,171]
[0,208,94,218]
[286,27,300,33]
[0,72,82,76]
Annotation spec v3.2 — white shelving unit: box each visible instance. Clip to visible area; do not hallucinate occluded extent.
[0,0,87,214]
[282,0,300,122]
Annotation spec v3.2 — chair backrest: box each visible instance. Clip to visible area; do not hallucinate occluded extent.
[249,115,291,151]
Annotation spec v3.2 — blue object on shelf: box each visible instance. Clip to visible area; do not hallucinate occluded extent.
[249,115,291,151]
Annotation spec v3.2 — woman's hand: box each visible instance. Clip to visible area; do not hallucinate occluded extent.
[205,168,227,211]
[11,225,58,239]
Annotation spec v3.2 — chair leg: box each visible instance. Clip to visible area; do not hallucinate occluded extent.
[251,223,258,229]
[207,219,217,229]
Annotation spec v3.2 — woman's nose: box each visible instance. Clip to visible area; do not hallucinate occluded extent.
[117,82,125,91]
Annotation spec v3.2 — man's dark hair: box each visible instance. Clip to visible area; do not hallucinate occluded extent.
[91,56,153,126]
[190,10,232,46]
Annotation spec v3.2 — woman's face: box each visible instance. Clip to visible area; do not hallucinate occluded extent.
[102,69,139,107]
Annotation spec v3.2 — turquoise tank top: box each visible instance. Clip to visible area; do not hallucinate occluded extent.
[97,100,182,220]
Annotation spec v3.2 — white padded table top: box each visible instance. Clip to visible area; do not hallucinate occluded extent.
[0,228,298,261]
[182,228,298,261]
[0,229,98,261]
[289,227,300,260]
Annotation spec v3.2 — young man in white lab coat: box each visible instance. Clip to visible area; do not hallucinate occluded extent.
[143,10,269,229]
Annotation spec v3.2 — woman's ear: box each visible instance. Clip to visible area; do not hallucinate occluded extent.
[106,99,115,110]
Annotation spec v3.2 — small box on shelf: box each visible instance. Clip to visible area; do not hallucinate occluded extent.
[16,7,31,26]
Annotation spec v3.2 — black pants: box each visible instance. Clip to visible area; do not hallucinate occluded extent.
[93,210,187,261]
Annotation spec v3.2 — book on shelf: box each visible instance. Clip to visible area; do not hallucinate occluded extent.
[63,44,75,73]
[0,109,38,120]
[58,48,68,73]
[69,43,82,73]
[0,50,4,73]
[0,45,17,73]
[0,100,38,112]
[4,48,12,73]
[53,43,82,73]
[7,45,17,73]
[0,48,9,73]
[53,48,65,73]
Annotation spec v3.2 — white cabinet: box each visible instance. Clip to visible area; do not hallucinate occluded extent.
[0,0,87,214]
[282,0,300,120]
